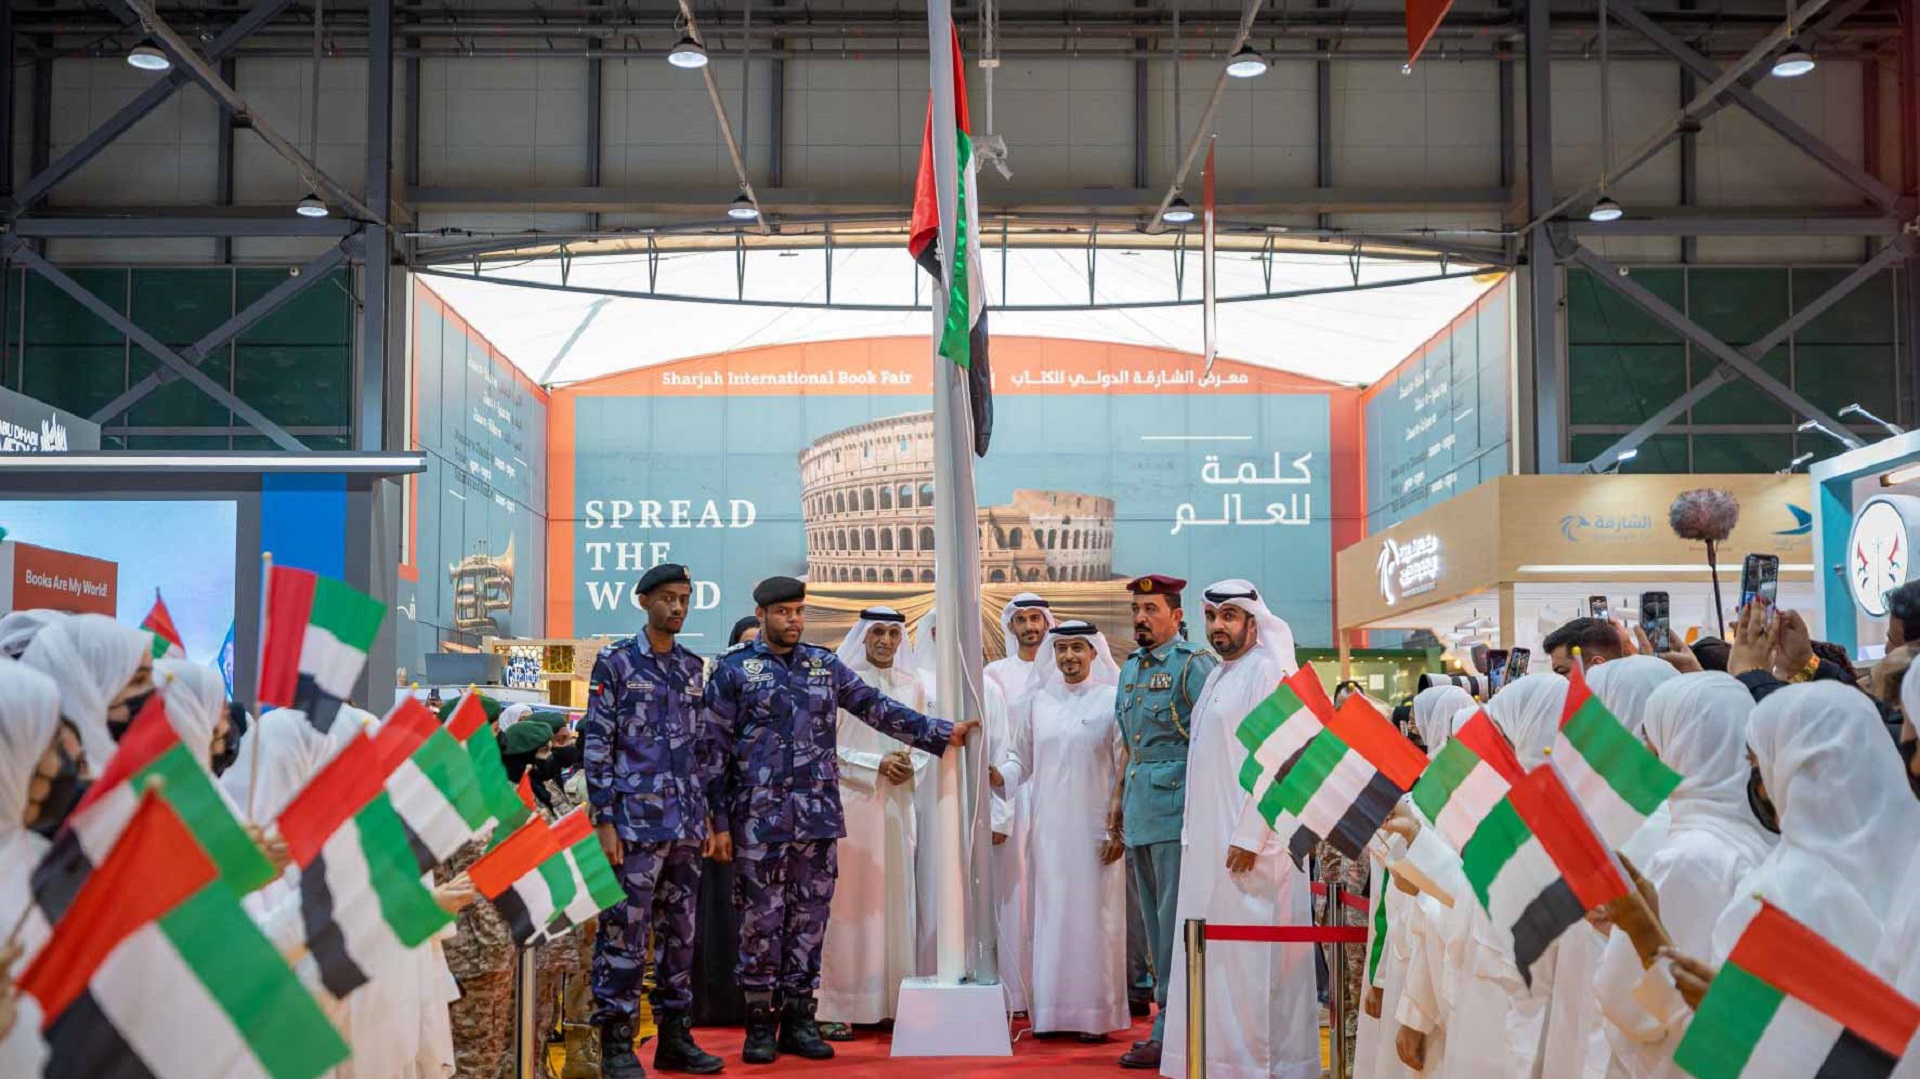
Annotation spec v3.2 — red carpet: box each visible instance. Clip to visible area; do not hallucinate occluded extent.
[680,1014,1163,1077]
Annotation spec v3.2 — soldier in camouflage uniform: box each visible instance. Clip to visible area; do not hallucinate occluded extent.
[585,564,729,1078]
[1313,839,1370,1067]
[704,577,978,1065]
[441,834,519,1079]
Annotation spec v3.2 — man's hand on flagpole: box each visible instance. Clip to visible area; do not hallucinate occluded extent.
[949,718,980,746]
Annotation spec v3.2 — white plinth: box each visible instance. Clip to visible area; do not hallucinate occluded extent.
[889,977,1013,1057]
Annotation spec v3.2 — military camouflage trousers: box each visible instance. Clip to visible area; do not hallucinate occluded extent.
[1314,842,1370,1050]
[591,838,704,1024]
[731,839,838,997]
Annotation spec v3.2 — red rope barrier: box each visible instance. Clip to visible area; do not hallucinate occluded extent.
[1204,925,1370,944]
[1308,881,1372,914]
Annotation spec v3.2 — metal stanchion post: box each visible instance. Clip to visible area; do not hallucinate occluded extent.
[1330,887,1348,1079]
[1185,918,1206,1079]
[517,945,539,1079]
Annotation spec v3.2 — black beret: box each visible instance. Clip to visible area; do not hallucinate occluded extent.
[635,563,691,596]
[753,576,807,607]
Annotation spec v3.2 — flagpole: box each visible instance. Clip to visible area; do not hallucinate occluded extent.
[927,0,972,988]
[1202,137,1218,376]
[247,551,272,822]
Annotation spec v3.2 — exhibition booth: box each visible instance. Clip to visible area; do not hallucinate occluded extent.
[1809,428,1920,659]
[1334,473,1817,673]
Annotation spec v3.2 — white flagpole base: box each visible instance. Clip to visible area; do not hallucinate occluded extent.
[888,977,1012,1057]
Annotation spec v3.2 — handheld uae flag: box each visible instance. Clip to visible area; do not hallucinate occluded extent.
[274,700,482,1000]
[1458,763,1631,985]
[259,565,385,733]
[541,808,625,938]
[1234,665,1337,824]
[469,815,571,946]
[1266,693,1431,866]
[31,695,276,932]
[1410,710,1526,852]
[445,689,533,840]
[908,25,992,457]
[1674,901,1920,1079]
[1556,661,1682,849]
[141,591,185,660]
[18,792,350,1079]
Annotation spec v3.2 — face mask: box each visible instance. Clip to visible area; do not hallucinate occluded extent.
[108,687,158,741]
[1747,766,1781,834]
[27,734,87,837]
[210,704,248,777]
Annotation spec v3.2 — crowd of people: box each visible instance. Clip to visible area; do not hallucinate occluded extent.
[4,564,1919,1079]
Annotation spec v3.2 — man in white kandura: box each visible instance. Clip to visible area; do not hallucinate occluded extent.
[1160,580,1319,1079]
[815,607,936,1039]
[992,620,1129,1040]
[981,592,1056,1015]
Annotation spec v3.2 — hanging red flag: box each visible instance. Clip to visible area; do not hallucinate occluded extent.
[1406,0,1456,68]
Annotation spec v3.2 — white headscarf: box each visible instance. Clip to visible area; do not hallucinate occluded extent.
[1586,656,1680,737]
[496,702,532,736]
[999,592,1058,659]
[1486,670,1569,768]
[0,609,64,659]
[904,610,937,683]
[0,660,64,835]
[220,707,343,825]
[836,606,911,676]
[1721,682,1920,962]
[1640,672,1774,862]
[20,613,151,774]
[1200,578,1298,675]
[1412,685,1473,754]
[155,658,228,772]
[1020,620,1121,699]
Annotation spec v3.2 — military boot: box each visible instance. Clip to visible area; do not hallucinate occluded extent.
[599,1019,647,1079]
[561,1023,602,1079]
[652,1013,724,1074]
[741,998,778,1065]
[775,996,835,1061]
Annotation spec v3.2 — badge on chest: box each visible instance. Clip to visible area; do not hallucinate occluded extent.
[1148,672,1173,691]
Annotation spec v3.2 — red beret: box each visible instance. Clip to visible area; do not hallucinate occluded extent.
[1128,574,1188,596]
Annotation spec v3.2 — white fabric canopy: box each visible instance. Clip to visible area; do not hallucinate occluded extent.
[421,251,1500,387]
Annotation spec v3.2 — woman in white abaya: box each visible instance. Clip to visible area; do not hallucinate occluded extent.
[1594,672,1775,1079]
[1712,681,1920,967]
[0,660,71,1076]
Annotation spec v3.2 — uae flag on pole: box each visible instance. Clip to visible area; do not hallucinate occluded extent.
[445,689,532,839]
[141,591,185,660]
[908,25,992,457]
[30,695,276,932]
[1459,763,1631,986]
[1556,661,1683,848]
[258,566,385,734]
[274,701,480,1000]
[18,791,350,1079]
[539,808,626,938]
[469,815,572,945]
[1674,901,1920,1079]
[1234,665,1337,823]
[1267,693,1430,866]
[1410,710,1526,853]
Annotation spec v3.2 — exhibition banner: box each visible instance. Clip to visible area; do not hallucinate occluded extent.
[548,337,1364,651]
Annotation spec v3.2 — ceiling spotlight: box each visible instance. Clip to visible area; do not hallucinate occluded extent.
[1771,43,1815,78]
[1161,197,1196,225]
[295,192,329,218]
[1777,452,1816,475]
[1588,195,1624,223]
[668,35,710,69]
[127,44,171,72]
[1840,402,1905,437]
[727,193,760,221]
[1227,44,1267,78]
[1616,448,1639,462]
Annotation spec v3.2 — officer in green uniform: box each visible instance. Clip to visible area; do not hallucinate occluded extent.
[1111,574,1217,1070]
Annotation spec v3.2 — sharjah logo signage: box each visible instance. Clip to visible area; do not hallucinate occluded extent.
[1377,534,1442,606]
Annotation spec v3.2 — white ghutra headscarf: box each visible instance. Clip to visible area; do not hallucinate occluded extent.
[999,592,1057,658]
[836,606,911,676]
[1019,620,1121,700]
[1200,579,1298,675]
